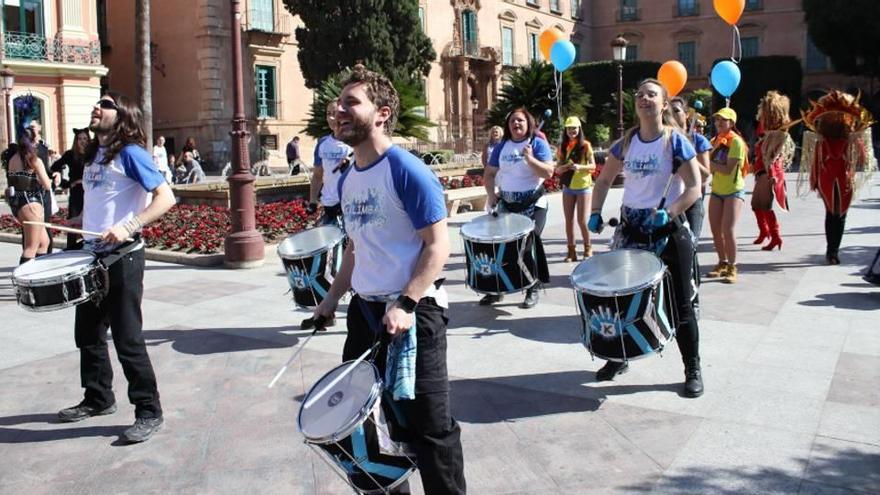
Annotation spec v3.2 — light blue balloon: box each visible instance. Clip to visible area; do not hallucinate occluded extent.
[550,40,576,72]
[711,61,741,98]
[694,100,704,110]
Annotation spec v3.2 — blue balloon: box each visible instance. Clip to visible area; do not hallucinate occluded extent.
[550,40,576,72]
[694,100,704,110]
[711,61,741,98]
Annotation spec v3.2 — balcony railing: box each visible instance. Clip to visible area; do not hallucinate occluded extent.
[447,42,491,60]
[2,31,102,65]
[256,99,280,120]
[243,10,291,35]
[675,2,700,17]
[617,6,641,22]
[745,0,763,11]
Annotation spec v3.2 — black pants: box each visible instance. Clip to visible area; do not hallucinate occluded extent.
[41,190,53,253]
[321,203,342,227]
[824,211,846,256]
[344,295,466,495]
[74,248,162,418]
[658,226,700,364]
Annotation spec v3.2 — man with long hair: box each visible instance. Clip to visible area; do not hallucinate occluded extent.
[313,65,466,494]
[57,91,174,444]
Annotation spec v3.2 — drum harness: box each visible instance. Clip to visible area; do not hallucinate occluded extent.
[86,236,145,306]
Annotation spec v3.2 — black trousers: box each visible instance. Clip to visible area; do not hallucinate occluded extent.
[658,226,700,364]
[344,295,466,495]
[74,248,162,418]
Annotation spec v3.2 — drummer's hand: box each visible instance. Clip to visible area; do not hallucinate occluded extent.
[102,224,130,244]
[383,305,413,336]
[588,212,604,234]
[313,298,338,328]
[522,145,533,161]
[652,208,670,228]
[486,194,498,209]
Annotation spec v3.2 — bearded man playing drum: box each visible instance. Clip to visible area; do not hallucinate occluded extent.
[57,92,174,443]
[588,79,704,398]
[313,65,466,494]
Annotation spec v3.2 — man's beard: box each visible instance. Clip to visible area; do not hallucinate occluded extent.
[89,119,113,134]
[336,114,374,147]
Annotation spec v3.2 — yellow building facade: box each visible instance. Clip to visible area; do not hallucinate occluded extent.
[1,0,107,153]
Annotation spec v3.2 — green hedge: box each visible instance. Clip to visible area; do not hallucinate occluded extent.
[570,60,662,130]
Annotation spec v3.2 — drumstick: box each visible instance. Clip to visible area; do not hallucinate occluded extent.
[267,315,328,389]
[23,221,134,242]
[302,340,381,410]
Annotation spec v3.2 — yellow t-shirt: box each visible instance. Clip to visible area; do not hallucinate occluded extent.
[710,133,746,195]
[557,141,594,190]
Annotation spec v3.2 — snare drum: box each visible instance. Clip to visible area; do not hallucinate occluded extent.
[571,249,676,362]
[298,360,416,494]
[461,213,537,295]
[12,251,108,312]
[277,225,345,308]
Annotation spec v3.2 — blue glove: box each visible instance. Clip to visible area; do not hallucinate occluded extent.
[652,209,670,228]
[588,212,604,233]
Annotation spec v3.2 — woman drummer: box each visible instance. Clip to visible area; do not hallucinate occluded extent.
[483,107,554,309]
[588,78,704,398]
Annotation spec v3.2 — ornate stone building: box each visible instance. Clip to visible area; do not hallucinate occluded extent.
[0,0,107,152]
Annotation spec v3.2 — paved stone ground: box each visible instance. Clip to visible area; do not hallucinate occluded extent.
[1,173,878,494]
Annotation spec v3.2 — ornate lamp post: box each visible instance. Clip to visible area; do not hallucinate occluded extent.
[224,0,265,268]
[611,36,628,139]
[1,67,15,146]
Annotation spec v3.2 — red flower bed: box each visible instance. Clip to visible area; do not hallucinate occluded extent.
[0,200,318,255]
[439,174,485,190]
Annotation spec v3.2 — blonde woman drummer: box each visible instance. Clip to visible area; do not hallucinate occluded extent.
[588,78,704,398]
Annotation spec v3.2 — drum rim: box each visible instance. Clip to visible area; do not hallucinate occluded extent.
[460,213,535,242]
[569,249,667,298]
[297,360,383,444]
[12,253,98,284]
[277,225,345,260]
[15,288,93,312]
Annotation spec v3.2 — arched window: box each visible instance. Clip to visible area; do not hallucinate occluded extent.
[461,9,478,56]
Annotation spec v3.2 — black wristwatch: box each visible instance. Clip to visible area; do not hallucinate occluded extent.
[395,295,418,313]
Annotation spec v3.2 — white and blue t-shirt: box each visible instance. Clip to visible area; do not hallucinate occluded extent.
[83,144,166,247]
[314,134,352,206]
[610,130,696,209]
[487,137,553,193]
[338,145,447,296]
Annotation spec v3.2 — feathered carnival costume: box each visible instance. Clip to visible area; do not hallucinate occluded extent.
[798,90,876,264]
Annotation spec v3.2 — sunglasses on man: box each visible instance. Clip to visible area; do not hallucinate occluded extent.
[96,99,118,110]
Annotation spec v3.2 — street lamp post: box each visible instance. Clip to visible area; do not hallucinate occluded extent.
[1,67,15,147]
[224,0,265,268]
[611,36,628,139]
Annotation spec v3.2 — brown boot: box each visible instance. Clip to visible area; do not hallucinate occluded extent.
[583,245,593,259]
[564,244,577,262]
[722,264,737,284]
[706,262,728,278]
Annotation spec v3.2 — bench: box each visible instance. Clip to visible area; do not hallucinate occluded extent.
[444,186,487,216]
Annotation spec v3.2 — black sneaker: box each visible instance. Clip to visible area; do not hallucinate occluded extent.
[479,294,503,306]
[595,361,629,381]
[520,288,539,309]
[123,417,164,443]
[58,402,117,423]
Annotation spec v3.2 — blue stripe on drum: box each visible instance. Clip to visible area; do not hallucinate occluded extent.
[341,424,408,481]
[657,277,672,336]
[493,242,515,292]
[309,255,328,299]
[623,291,655,356]
[464,239,476,289]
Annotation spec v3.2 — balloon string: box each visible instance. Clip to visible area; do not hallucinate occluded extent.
[725,97,731,108]
[556,70,563,129]
[730,25,742,63]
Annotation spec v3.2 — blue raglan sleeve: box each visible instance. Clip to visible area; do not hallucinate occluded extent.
[609,139,624,160]
[487,140,503,167]
[694,134,711,154]
[672,132,697,162]
[389,149,448,230]
[314,136,327,167]
[119,145,166,192]
[531,137,553,161]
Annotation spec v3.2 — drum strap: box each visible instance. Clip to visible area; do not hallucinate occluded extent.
[499,185,545,213]
[97,236,144,268]
[621,214,686,245]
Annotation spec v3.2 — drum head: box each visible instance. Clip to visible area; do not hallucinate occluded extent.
[460,213,534,242]
[299,360,381,442]
[13,251,96,281]
[571,249,665,297]
[277,225,344,260]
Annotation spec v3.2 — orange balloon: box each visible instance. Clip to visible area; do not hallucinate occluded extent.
[538,28,565,61]
[657,60,688,97]
[713,0,745,26]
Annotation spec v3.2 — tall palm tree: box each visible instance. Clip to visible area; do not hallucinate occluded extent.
[487,60,590,143]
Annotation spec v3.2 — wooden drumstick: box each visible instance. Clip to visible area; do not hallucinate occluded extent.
[24,221,134,242]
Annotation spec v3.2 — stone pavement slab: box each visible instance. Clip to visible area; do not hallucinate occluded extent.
[0,174,878,494]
